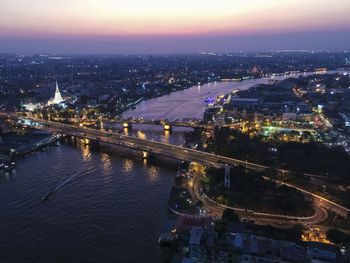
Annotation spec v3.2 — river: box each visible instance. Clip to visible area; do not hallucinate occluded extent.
[1,70,348,262]
[123,70,349,121]
[0,140,175,263]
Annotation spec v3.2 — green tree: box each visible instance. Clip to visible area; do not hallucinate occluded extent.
[327,228,350,245]
[196,200,204,208]
[222,208,239,222]
[285,224,304,242]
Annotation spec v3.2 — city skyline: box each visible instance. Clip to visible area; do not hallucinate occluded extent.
[1,0,350,53]
[1,1,350,261]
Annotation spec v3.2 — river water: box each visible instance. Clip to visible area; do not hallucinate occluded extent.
[103,123,192,146]
[1,70,348,263]
[0,141,175,263]
[123,70,349,121]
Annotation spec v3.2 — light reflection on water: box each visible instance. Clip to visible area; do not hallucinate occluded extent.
[147,166,160,182]
[137,130,147,140]
[103,123,192,146]
[163,130,170,144]
[123,158,134,173]
[80,143,91,161]
[123,70,350,121]
[123,127,129,136]
[101,153,112,173]
[0,141,175,263]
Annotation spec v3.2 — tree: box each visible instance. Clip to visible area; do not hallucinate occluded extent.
[327,228,350,245]
[222,208,239,222]
[196,200,204,208]
[214,219,227,234]
[285,224,304,242]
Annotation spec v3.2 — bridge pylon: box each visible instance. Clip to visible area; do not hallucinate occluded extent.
[163,124,172,131]
[123,122,132,129]
[224,164,230,188]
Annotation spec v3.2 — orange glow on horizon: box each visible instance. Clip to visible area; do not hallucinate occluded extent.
[0,0,349,37]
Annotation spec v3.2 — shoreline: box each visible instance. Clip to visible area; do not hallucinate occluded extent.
[122,69,350,121]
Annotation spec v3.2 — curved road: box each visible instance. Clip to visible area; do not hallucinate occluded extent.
[3,114,349,219]
[190,171,328,226]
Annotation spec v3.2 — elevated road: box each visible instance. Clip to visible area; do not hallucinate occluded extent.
[2,113,349,219]
[27,118,267,169]
[30,118,349,217]
[107,118,209,129]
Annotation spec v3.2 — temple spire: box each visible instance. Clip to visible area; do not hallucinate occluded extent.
[53,80,64,104]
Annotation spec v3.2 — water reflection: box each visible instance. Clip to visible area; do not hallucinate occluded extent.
[0,142,175,262]
[123,128,129,136]
[101,153,112,173]
[124,72,350,121]
[162,130,170,144]
[78,139,91,162]
[147,165,159,182]
[143,158,148,166]
[123,159,134,173]
[103,123,191,146]
[137,130,146,140]
[0,170,15,182]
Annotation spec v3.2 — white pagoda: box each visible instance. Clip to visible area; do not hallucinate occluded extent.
[48,81,64,105]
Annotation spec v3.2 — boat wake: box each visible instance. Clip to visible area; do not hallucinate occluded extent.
[42,154,111,202]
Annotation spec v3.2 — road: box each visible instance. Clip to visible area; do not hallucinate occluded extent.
[189,168,328,226]
[3,114,349,219]
[107,118,209,129]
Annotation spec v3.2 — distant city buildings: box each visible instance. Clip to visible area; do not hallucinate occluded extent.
[0,52,349,113]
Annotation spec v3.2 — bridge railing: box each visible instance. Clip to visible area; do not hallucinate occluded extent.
[22,117,350,216]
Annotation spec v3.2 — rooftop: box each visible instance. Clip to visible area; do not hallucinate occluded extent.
[189,226,203,245]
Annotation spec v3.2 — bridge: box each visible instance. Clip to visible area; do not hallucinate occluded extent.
[107,118,210,130]
[2,112,349,218]
[24,118,350,214]
[25,118,260,169]
[2,114,257,170]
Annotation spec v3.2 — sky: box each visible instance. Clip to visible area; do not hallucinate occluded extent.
[0,0,349,53]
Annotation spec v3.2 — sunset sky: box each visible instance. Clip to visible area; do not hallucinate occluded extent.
[1,0,349,53]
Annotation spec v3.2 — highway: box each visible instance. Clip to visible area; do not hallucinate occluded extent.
[107,118,209,129]
[27,118,349,218]
[2,113,349,220]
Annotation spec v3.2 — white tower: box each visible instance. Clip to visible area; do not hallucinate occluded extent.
[53,81,64,104]
[224,164,230,188]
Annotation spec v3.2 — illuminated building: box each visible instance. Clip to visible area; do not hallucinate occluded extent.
[48,81,64,105]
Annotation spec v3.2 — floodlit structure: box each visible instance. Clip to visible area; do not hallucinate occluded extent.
[48,81,64,105]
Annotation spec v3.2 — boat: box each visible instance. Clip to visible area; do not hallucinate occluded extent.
[42,191,53,202]
[205,96,213,103]
[4,163,15,171]
[158,232,174,246]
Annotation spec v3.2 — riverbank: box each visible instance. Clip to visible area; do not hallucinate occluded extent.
[167,163,317,218]
[0,130,59,172]
[123,70,349,121]
[0,136,177,263]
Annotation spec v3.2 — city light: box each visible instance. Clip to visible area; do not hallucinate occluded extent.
[1,1,350,260]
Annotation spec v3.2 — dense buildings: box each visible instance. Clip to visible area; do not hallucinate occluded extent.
[0,52,349,115]
[1,52,350,263]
